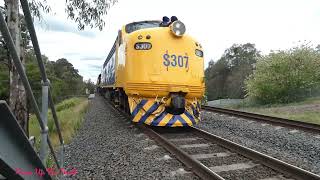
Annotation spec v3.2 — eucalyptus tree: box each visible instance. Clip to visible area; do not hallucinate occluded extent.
[205,43,260,100]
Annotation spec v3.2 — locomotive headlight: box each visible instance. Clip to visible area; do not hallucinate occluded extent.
[170,20,186,37]
[134,42,152,50]
[195,49,203,57]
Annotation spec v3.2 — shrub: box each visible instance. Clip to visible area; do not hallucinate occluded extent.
[55,98,79,112]
[245,45,320,104]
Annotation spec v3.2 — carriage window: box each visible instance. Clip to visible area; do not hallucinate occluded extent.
[125,21,160,33]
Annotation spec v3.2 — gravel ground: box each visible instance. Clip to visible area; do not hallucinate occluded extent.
[197,111,320,175]
[63,95,199,179]
[218,165,279,180]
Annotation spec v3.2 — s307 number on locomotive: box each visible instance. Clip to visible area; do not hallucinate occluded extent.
[163,51,189,68]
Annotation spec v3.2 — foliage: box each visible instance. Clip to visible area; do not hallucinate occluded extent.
[28,0,117,30]
[46,58,85,101]
[24,50,86,107]
[245,45,320,104]
[28,0,51,19]
[0,27,10,100]
[83,79,96,94]
[56,98,77,112]
[205,43,260,100]
[1,47,87,109]
[0,5,32,101]
[66,0,117,30]
[29,97,88,148]
[0,64,9,100]
[1,47,86,109]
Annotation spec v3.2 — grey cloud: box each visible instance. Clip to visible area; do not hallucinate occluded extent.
[80,56,104,61]
[63,52,81,57]
[87,64,102,69]
[79,65,101,80]
[35,16,96,38]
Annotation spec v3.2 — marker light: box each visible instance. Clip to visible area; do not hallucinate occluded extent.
[195,49,203,57]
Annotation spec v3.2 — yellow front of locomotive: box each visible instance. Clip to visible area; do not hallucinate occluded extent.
[121,20,205,127]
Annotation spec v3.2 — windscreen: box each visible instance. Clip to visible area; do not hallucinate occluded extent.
[125,21,160,33]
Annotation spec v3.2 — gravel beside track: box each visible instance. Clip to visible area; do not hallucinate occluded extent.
[197,111,320,175]
[64,95,199,179]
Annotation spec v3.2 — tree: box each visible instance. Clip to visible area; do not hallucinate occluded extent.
[29,0,117,30]
[65,0,117,30]
[205,58,229,100]
[25,49,85,105]
[51,58,84,98]
[3,0,116,132]
[245,45,320,104]
[0,14,10,100]
[4,0,29,131]
[84,79,95,94]
[205,43,260,100]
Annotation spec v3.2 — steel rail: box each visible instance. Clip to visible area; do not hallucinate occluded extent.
[192,126,320,180]
[141,126,224,180]
[202,105,320,134]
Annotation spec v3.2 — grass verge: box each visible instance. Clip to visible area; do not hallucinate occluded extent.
[29,97,89,149]
[233,97,320,125]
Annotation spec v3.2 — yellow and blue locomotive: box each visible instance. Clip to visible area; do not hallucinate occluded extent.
[97,18,205,127]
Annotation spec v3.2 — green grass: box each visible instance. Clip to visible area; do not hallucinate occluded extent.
[29,97,89,149]
[234,96,320,125]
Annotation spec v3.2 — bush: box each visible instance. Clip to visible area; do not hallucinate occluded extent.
[245,45,320,104]
[29,97,88,148]
[55,98,79,112]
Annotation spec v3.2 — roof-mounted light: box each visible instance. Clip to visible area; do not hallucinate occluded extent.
[170,20,186,37]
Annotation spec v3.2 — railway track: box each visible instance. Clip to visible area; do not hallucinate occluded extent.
[143,126,320,180]
[104,98,320,180]
[202,105,320,134]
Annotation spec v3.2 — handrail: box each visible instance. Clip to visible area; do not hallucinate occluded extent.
[0,0,64,176]
[20,0,64,146]
[0,13,45,130]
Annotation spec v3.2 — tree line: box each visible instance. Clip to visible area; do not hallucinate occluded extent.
[205,43,320,104]
[0,48,95,109]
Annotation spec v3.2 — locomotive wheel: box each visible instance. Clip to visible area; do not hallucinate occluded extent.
[124,94,130,114]
[119,89,130,114]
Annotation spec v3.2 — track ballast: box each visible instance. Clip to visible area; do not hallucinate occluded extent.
[202,105,320,134]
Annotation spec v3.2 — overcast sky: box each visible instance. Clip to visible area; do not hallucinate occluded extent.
[3,0,320,80]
